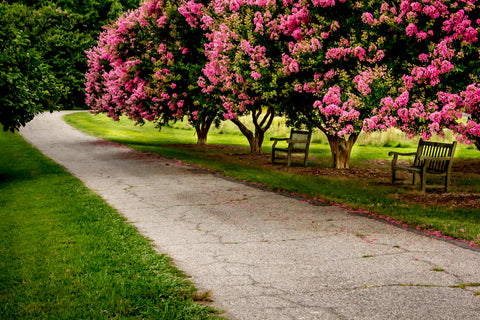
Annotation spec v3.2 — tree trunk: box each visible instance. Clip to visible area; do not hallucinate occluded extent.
[230,117,261,153]
[326,133,359,169]
[474,138,480,152]
[194,118,213,145]
[195,128,208,145]
[230,107,274,154]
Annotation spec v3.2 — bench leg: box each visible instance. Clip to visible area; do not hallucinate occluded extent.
[391,169,396,184]
[420,176,426,192]
[445,174,451,193]
[287,152,292,167]
[420,167,427,192]
[271,149,276,164]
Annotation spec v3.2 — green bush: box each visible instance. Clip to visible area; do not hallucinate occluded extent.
[0,1,141,131]
[0,3,65,132]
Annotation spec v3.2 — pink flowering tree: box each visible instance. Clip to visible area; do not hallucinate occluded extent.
[199,0,286,154]
[199,0,414,166]
[362,0,480,150]
[85,0,221,145]
[200,0,388,159]
[274,0,396,168]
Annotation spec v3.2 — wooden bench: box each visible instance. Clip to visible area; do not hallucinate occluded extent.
[388,139,457,192]
[270,130,312,167]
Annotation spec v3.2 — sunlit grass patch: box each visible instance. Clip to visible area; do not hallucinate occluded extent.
[0,129,223,319]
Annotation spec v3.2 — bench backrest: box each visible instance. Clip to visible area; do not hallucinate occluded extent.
[290,130,312,150]
[414,139,457,171]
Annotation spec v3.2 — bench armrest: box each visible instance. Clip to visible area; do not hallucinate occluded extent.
[388,151,416,157]
[271,137,289,149]
[389,151,417,167]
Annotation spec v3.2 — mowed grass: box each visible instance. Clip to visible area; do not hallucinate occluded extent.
[64,112,480,247]
[0,130,222,319]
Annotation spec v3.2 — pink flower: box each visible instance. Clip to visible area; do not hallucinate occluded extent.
[292,28,303,40]
[251,71,262,79]
[362,12,373,24]
[312,0,335,8]
[418,53,429,62]
[406,23,418,36]
[353,46,366,61]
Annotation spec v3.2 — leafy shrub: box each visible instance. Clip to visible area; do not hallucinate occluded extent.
[0,3,65,132]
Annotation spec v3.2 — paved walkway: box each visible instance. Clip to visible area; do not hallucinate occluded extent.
[20,111,480,319]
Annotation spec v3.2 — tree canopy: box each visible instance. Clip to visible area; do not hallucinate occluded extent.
[85,0,222,144]
[1,0,140,132]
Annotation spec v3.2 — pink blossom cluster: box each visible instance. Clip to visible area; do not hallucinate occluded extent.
[353,67,387,96]
[314,86,362,137]
[462,83,480,116]
[278,6,311,40]
[454,84,480,142]
[85,0,210,127]
[178,0,205,27]
[364,0,480,144]
[202,26,240,97]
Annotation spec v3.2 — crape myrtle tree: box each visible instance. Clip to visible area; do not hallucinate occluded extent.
[201,0,394,165]
[275,0,395,168]
[85,0,221,144]
[199,0,285,154]
[362,0,480,150]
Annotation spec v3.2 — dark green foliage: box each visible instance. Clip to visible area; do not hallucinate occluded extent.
[6,0,140,27]
[0,0,141,132]
[0,3,65,132]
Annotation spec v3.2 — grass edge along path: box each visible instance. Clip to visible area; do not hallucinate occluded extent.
[64,112,480,248]
[0,130,223,319]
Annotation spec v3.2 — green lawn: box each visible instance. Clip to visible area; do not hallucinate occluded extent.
[0,130,223,319]
[64,112,480,247]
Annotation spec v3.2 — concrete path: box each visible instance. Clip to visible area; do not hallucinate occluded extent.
[20,111,480,320]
